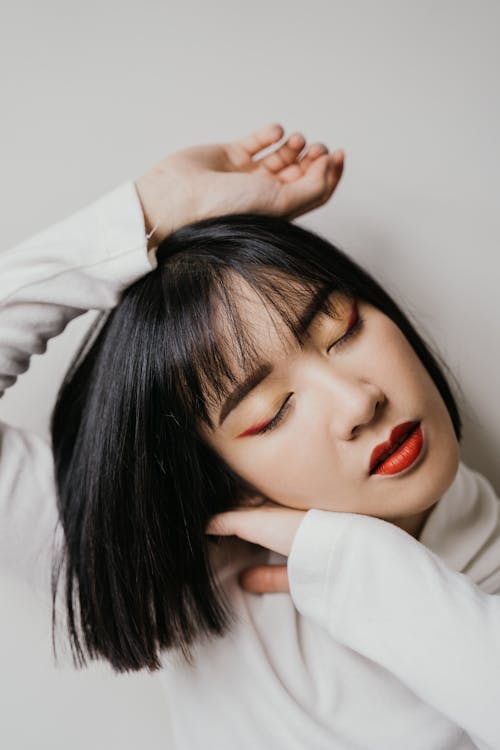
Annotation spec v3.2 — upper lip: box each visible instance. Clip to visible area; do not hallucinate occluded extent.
[369,420,420,474]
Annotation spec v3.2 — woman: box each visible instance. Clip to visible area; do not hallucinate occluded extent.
[1,125,499,749]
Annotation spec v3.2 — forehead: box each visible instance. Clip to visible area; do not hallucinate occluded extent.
[216,277,295,354]
[210,274,351,379]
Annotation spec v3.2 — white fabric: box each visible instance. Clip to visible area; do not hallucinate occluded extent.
[1,181,499,749]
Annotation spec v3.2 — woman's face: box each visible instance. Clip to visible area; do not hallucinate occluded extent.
[202,282,460,534]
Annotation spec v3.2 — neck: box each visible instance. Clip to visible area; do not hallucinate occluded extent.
[392,502,438,540]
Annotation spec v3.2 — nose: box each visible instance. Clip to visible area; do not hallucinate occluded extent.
[325,374,386,441]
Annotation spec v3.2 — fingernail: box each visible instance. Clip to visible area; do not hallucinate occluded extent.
[268,123,284,140]
[290,132,305,146]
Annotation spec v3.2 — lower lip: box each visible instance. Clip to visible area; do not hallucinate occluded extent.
[371,425,425,477]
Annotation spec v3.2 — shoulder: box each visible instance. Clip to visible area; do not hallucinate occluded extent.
[419,460,500,592]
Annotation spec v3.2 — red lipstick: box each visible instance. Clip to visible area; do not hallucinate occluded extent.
[369,420,423,476]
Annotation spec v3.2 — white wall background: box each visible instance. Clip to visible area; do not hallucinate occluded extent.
[0,0,499,746]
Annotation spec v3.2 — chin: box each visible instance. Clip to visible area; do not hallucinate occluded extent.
[380,437,460,523]
[414,436,461,515]
[434,438,461,496]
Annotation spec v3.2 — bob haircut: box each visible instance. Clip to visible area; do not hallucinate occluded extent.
[50,214,463,673]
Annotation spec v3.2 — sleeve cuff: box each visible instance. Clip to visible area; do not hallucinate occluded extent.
[97,180,152,265]
[287,509,356,623]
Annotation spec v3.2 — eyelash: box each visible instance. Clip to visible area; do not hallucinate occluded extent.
[257,313,365,436]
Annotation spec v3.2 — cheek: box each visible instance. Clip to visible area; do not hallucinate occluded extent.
[220,429,335,507]
[368,318,427,396]
[373,322,409,370]
[372,318,457,445]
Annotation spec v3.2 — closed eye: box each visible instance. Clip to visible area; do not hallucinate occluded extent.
[327,312,365,353]
[254,309,365,437]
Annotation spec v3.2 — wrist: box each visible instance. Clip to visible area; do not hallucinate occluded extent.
[135,154,207,248]
[133,177,160,253]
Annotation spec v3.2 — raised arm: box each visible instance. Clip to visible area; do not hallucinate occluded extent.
[1,123,343,400]
[0,124,343,592]
[0,179,153,594]
[0,182,152,398]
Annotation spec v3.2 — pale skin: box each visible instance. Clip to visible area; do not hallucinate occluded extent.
[134,124,459,598]
[203,289,460,593]
[134,122,344,594]
[135,123,345,252]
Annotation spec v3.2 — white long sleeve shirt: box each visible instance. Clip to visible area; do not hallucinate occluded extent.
[1,182,500,750]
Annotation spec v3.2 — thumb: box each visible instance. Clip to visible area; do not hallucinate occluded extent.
[238,564,290,594]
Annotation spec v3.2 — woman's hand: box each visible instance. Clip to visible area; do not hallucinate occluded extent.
[135,123,344,249]
[205,499,308,595]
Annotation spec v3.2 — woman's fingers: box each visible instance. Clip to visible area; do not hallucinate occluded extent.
[280,150,345,218]
[278,142,329,183]
[257,132,306,172]
[205,504,273,543]
[205,504,306,557]
[231,122,285,164]
[332,148,345,180]
[238,565,290,594]
[136,127,343,239]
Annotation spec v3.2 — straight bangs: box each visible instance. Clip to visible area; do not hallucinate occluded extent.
[158,242,354,430]
[50,212,463,673]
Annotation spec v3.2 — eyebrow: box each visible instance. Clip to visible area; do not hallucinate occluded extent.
[217,287,338,427]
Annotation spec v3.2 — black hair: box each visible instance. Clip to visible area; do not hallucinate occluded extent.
[50,214,463,673]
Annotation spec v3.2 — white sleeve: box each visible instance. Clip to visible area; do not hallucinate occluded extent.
[287,509,500,749]
[0,180,155,397]
[0,181,155,593]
